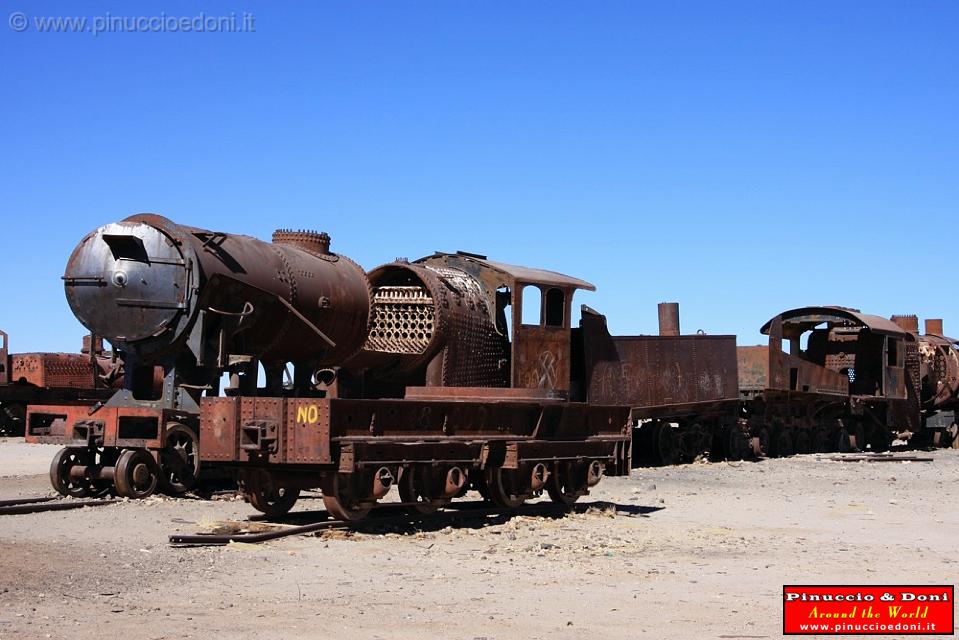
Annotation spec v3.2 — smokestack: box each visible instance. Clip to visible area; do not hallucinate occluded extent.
[890,315,919,332]
[925,319,944,335]
[658,302,680,336]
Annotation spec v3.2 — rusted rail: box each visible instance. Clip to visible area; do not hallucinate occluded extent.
[828,455,934,463]
[169,500,650,547]
[0,495,116,516]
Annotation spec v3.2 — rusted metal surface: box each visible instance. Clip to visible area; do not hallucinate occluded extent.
[0,331,121,436]
[889,319,958,421]
[11,353,106,389]
[829,455,933,463]
[0,331,8,385]
[201,396,628,465]
[761,307,909,399]
[760,306,910,338]
[581,307,739,409]
[925,319,944,336]
[417,252,591,393]
[891,315,920,332]
[0,497,115,516]
[353,260,510,388]
[64,214,372,366]
[404,386,568,401]
[657,302,680,337]
[737,345,769,394]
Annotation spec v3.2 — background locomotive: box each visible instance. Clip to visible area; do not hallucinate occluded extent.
[0,331,119,437]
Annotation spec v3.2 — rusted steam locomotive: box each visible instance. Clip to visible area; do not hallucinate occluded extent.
[733,308,958,459]
[25,214,956,515]
[26,214,738,515]
[0,332,119,436]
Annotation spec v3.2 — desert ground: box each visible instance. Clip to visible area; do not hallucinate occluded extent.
[0,437,956,639]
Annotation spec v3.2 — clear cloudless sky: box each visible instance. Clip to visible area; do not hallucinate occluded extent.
[0,1,956,352]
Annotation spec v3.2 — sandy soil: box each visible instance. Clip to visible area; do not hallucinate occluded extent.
[0,438,956,639]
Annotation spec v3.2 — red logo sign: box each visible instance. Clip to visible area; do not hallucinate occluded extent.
[783,585,954,635]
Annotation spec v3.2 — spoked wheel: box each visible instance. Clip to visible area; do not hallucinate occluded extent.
[722,425,750,461]
[50,447,94,497]
[484,467,527,509]
[546,461,588,506]
[245,471,300,517]
[399,466,448,515]
[159,423,200,495]
[114,449,160,499]
[654,422,679,465]
[321,472,372,522]
[752,427,771,457]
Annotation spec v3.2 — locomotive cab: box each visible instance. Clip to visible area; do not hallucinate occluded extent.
[761,306,912,400]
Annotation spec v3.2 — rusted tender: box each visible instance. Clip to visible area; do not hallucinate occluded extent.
[581,305,744,464]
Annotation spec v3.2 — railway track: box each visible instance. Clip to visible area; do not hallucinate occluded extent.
[0,495,116,516]
[169,499,654,547]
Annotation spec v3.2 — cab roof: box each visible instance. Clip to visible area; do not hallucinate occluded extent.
[761,306,909,337]
[417,251,595,292]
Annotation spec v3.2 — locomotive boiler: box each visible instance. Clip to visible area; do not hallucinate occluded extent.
[889,316,959,446]
[27,214,372,497]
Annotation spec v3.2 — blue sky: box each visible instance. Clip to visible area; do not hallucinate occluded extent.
[1,1,956,352]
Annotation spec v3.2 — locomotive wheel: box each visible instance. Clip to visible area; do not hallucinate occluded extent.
[754,427,770,457]
[654,422,679,465]
[159,423,200,495]
[869,428,893,453]
[114,449,160,499]
[470,469,492,501]
[50,447,94,498]
[245,472,300,517]
[398,466,440,515]
[813,428,831,453]
[545,461,587,506]
[321,473,372,522]
[835,427,851,453]
[794,430,812,455]
[722,425,749,461]
[484,467,527,509]
[849,422,866,452]
[772,430,794,457]
[948,424,959,449]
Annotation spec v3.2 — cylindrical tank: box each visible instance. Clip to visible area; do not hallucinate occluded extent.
[658,302,680,336]
[63,214,371,366]
[891,315,919,332]
[926,319,944,336]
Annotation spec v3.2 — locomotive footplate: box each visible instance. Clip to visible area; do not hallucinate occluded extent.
[201,395,631,519]
[26,403,201,499]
